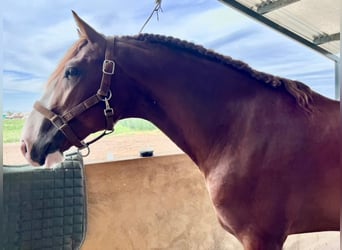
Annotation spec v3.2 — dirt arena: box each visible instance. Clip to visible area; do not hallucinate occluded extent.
[3,131,339,249]
[3,131,182,165]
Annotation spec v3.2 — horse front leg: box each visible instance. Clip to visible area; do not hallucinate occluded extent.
[211,199,289,249]
[216,212,287,250]
[239,233,286,250]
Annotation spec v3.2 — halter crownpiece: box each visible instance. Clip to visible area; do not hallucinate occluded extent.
[34,37,116,155]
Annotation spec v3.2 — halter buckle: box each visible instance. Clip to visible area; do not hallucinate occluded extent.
[50,115,66,129]
[102,59,115,75]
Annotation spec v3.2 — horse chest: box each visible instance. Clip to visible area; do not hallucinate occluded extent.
[204,159,291,233]
[205,161,257,214]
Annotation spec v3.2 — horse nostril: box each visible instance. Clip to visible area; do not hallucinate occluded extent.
[20,140,28,155]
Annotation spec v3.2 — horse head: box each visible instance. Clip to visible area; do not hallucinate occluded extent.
[21,12,123,166]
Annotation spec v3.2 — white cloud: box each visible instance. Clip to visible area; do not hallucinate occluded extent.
[141,3,249,43]
[2,0,336,105]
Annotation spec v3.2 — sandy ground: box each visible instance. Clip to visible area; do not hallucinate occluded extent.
[3,131,183,166]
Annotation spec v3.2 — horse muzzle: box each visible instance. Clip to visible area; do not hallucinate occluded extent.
[21,136,64,167]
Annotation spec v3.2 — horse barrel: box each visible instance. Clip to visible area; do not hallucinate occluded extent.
[3,153,86,250]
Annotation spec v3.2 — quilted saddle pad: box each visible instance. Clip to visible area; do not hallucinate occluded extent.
[3,153,86,250]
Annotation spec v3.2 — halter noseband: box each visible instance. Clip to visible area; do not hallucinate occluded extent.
[34,37,116,155]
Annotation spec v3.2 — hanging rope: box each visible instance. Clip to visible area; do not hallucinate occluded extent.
[139,0,163,33]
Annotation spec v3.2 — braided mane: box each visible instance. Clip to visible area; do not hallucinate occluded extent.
[124,33,313,112]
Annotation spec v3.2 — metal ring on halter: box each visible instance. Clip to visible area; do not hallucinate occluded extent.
[77,144,90,157]
[99,90,112,102]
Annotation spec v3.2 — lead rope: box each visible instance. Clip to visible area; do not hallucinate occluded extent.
[139,0,163,33]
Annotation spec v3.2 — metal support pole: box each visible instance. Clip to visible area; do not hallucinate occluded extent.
[335,60,340,100]
[256,0,300,15]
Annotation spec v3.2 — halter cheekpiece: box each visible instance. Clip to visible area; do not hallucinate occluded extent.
[34,37,116,156]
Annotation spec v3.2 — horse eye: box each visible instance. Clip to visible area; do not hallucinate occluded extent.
[65,67,81,79]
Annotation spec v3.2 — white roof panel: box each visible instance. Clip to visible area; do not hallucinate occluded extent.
[219,0,340,61]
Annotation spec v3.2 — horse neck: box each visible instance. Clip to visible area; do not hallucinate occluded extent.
[115,39,268,168]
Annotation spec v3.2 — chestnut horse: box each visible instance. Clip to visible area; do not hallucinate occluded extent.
[21,12,340,250]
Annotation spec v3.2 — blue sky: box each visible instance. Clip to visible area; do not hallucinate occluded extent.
[3,0,336,112]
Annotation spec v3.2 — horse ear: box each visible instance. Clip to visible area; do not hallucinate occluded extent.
[72,10,103,42]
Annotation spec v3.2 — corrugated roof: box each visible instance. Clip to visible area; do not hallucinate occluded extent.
[219,0,340,62]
